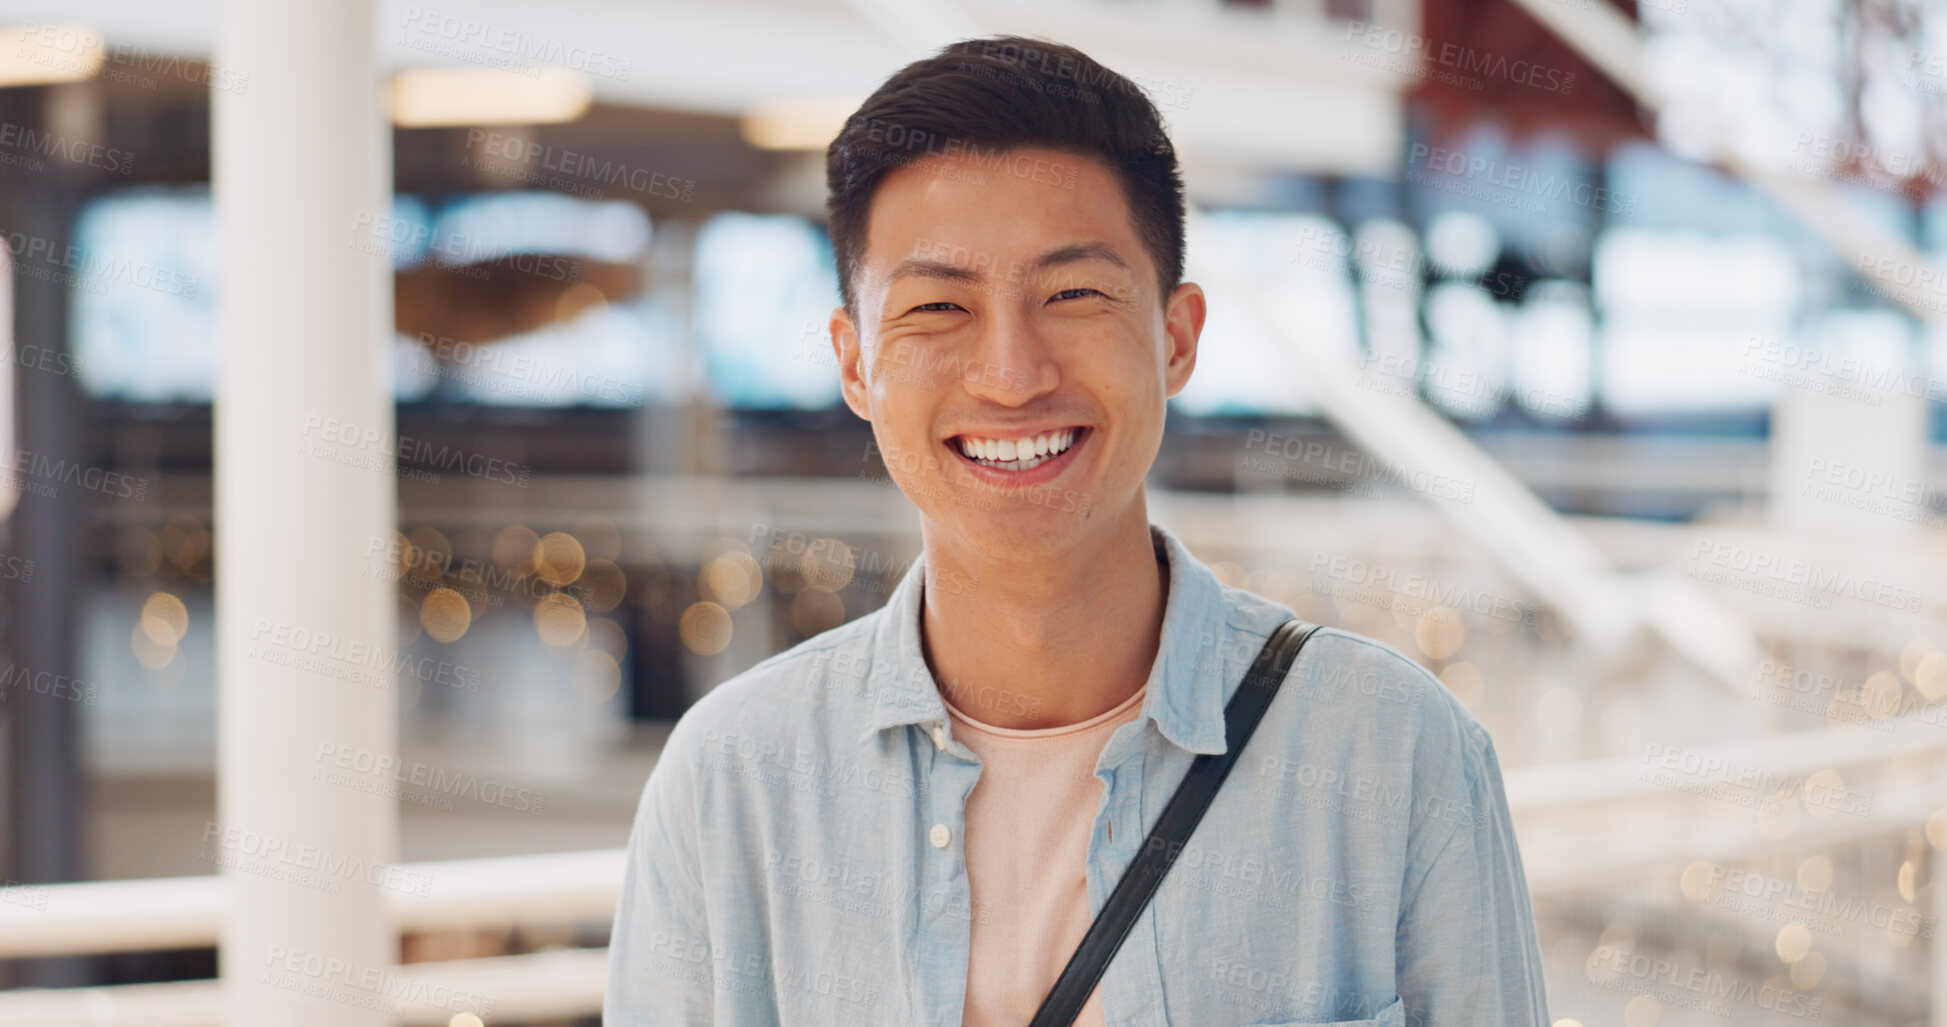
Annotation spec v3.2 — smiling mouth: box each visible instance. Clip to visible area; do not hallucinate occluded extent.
[949,427,1086,472]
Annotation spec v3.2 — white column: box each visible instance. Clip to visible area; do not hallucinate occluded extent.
[1937,834,1947,1027]
[214,1,397,1025]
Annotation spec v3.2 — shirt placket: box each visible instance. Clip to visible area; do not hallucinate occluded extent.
[918,717,982,1027]
[1089,721,1163,1027]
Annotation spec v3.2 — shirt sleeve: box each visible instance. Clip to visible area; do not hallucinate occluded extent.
[1394,726,1551,1026]
[605,732,717,1026]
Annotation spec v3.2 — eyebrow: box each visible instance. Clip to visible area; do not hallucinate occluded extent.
[885,241,1130,286]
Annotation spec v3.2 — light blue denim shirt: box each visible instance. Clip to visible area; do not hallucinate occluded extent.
[605,523,1549,1026]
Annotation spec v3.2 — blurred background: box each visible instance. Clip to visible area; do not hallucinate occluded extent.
[0,0,1943,1024]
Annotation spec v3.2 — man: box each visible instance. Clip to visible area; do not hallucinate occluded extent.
[607,35,1549,1027]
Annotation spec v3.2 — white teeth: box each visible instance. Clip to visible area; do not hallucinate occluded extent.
[955,428,1081,469]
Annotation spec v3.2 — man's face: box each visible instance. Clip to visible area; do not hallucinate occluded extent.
[831,145,1204,561]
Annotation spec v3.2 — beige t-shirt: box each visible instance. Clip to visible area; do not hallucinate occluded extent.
[942,681,1150,1027]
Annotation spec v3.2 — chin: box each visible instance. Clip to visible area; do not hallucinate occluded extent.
[923,487,1118,563]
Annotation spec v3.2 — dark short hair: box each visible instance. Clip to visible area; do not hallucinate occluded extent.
[825,35,1185,315]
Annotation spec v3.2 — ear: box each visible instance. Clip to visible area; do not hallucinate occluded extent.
[1161,281,1205,398]
[831,305,872,421]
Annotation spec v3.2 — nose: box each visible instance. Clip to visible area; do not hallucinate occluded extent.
[959,306,1058,406]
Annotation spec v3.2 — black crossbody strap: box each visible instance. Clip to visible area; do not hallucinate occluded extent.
[1028,616,1321,1027]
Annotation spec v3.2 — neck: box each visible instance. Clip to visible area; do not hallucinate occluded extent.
[918,502,1169,730]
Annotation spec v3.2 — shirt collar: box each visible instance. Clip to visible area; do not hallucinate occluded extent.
[855,522,1232,755]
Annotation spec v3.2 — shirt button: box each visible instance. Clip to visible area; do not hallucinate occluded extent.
[929,823,951,848]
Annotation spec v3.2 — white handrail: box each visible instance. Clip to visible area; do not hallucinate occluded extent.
[0,948,607,1027]
[0,849,625,959]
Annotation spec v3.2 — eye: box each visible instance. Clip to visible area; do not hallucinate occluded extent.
[910,301,963,313]
[1051,288,1104,302]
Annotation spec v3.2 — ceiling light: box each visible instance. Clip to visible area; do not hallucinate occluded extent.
[388,66,592,128]
[740,95,864,151]
[0,23,106,87]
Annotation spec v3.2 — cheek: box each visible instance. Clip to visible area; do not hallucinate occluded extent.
[867,380,942,457]
[870,375,928,421]
[1088,343,1166,403]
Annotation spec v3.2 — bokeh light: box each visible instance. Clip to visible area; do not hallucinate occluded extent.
[679,601,733,655]
[420,587,472,643]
